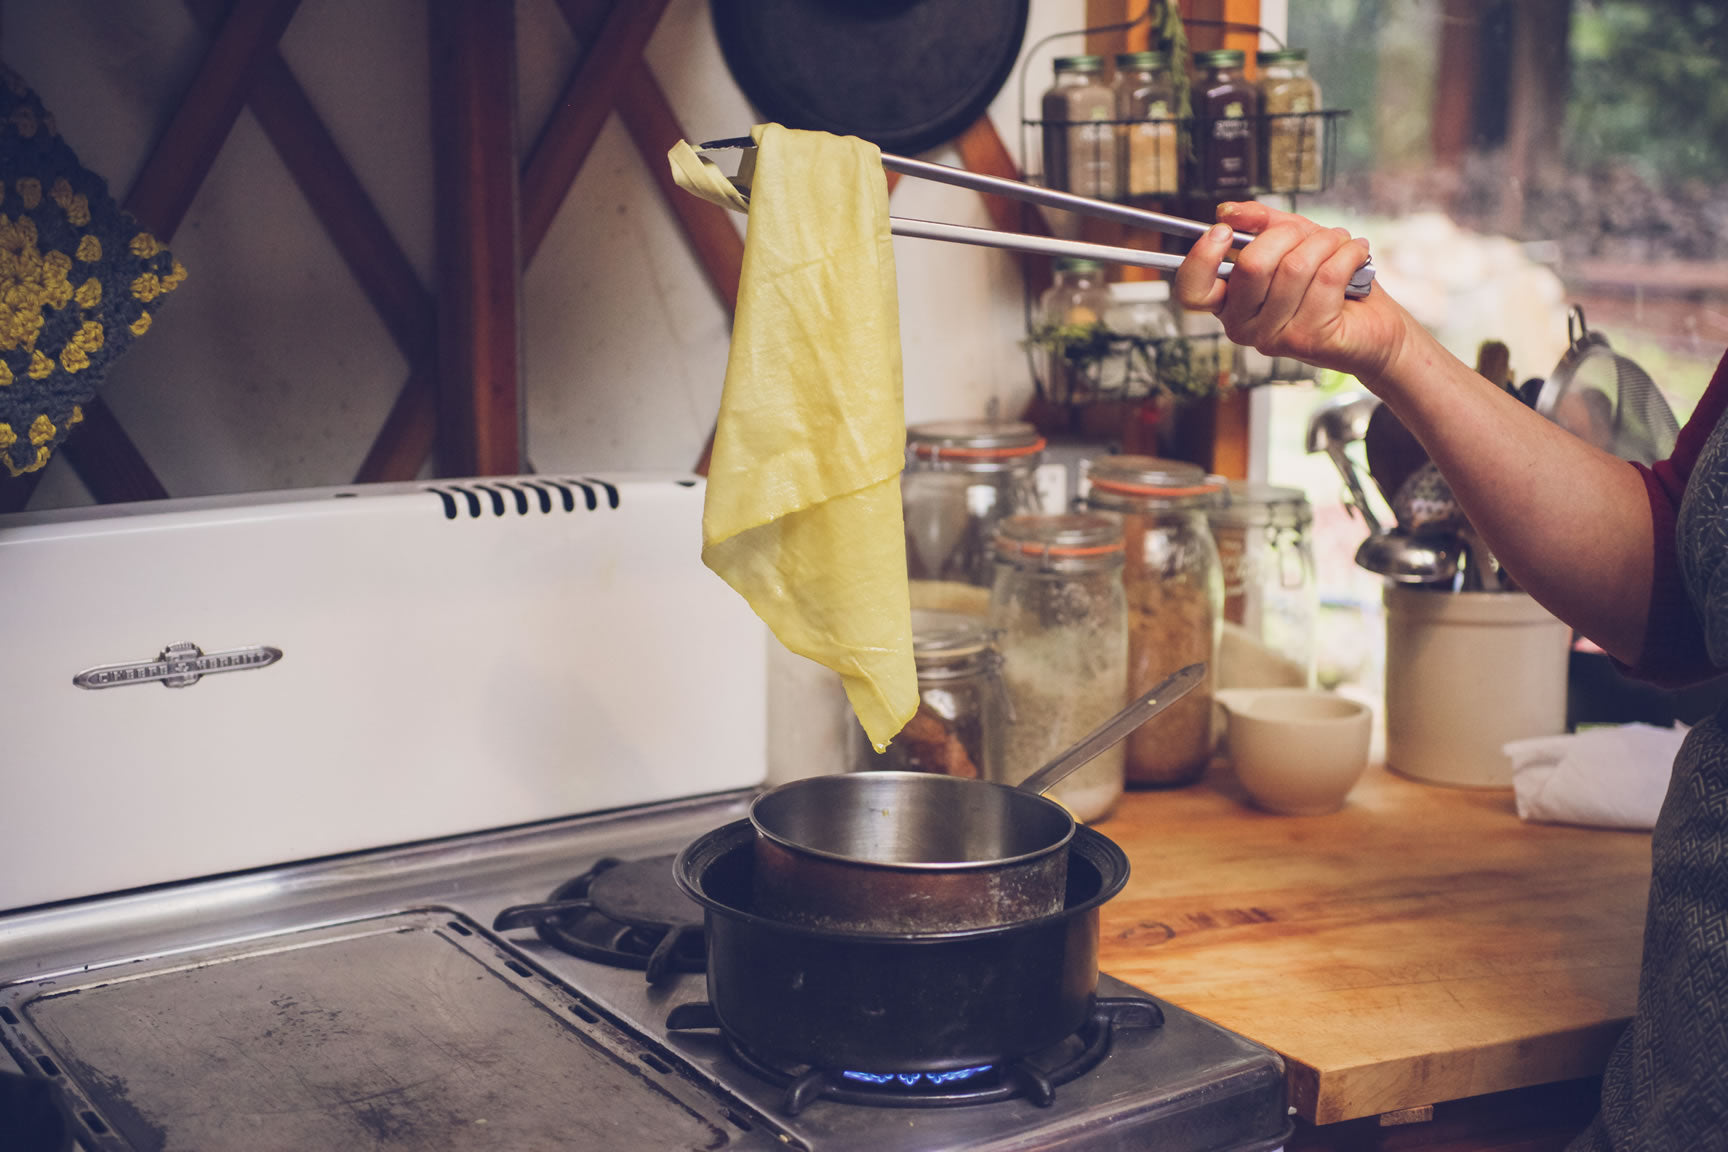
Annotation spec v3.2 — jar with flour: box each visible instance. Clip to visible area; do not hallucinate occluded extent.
[988,514,1128,822]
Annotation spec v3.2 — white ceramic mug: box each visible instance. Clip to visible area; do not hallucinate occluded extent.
[1216,688,1374,815]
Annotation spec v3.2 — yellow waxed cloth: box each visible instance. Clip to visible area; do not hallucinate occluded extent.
[669,125,916,751]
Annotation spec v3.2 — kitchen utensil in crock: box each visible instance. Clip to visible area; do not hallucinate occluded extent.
[673,818,1130,1072]
[1535,306,1679,465]
[1355,528,1462,585]
[1390,460,1466,536]
[748,663,1203,933]
[1305,392,1386,534]
[1362,400,1427,513]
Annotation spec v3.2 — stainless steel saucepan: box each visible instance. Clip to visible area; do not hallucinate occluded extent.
[748,663,1203,933]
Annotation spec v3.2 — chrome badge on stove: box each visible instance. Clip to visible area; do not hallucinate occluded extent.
[73,641,282,690]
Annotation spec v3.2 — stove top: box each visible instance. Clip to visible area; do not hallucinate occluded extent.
[0,793,1291,1152]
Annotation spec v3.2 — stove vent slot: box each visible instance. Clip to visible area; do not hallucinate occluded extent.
[426,477,622,520]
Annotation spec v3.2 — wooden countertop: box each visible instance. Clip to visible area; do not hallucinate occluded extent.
[1093,760,1652,1126]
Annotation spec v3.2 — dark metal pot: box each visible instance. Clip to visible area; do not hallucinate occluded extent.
[673,818,1129,1072]
[748,771,1075,933]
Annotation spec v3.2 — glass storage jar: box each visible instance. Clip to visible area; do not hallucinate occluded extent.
[1040,55,1117,198]
[1113,51,1179,200]
[988,514,1128,823]
[1208,482,1317,689]
[1035,258,1112,405]
[1082,456,1225,787]
[855,609,1003,778]
[1258,49,1322,193]
[903,420,1047,589]
[1193,49,1258,194]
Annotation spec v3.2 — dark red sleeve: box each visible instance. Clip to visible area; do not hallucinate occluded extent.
[1624,349,1728,686]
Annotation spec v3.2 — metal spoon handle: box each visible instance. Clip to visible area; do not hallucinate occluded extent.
[1016,663,1207,797]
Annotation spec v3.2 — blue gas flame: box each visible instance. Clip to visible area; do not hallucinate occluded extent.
[840,1065,994,1087]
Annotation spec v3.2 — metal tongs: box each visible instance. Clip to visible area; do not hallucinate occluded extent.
[698,137,1376,299]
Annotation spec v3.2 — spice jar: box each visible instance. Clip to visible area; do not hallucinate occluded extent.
[1193,49,1258,194]
[856,609,1003,778]
[988,514,1127,823]
[1113,51,1179,200]
[1208,482,1317,689]
[1258,49,1322,192]
[1082,456,1224,787]
[1040,55,1118,199]
[903,420,1048,588]
[1035,258,1111,405]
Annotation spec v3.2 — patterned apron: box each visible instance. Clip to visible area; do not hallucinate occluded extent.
[1571,408,1728,1149]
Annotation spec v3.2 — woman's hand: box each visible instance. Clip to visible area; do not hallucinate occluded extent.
[1173,202,1413,390]
[1177,204,1657,665]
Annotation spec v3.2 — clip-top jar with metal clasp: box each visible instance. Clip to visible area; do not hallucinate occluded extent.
[855,609,1004,779]
[903,421,1048,589]
[988,514,1128,823]
[1208,482,1317,689]
[1082,456,1225,787]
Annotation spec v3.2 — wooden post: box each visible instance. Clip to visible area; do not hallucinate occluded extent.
[429,0,522,479]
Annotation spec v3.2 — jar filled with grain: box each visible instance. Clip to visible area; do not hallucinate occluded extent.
[903,421,1047,589]
[856,609,1004,779]
[1082,456,1224,786]
[1113,51,1179,201]
[1208,482,1317,690]
[988,514,1128,823]
[1040,55,1118,198]
[1258,49,1322,193]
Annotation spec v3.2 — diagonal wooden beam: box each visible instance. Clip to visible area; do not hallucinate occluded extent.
[184,0,434,361]
[39,0,304,507]
[129,0,304,238]
[356,361,438,483]
[954,115,1051,288]
[523,0,672,259]
[615,65,743,315]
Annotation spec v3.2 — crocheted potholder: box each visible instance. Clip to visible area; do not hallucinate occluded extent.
[0,62,185,478]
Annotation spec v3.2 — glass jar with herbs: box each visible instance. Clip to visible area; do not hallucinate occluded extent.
[1193,49,1258,195]
[988,514,1127,823]
[856,609,1004,779]
[903,420,1047,589]
[1082,456,1224,787]
[1113,51,1179,201]
[1034,257,1111,405]
[1040,55,1118,198]
[1258,49,1322,193]
[1208,482,1317,690]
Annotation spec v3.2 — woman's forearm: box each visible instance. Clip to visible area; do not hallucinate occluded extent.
[1175,205,1657,663]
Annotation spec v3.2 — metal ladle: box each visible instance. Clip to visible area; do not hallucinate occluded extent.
[1355,530,1462,585]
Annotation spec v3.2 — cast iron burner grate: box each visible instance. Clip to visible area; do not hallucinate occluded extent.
[665,997,1163,1116]
[492,855,705,983]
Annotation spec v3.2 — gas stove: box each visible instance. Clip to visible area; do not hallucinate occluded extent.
[0,793,1289,1151]
[0,477,1291,1151]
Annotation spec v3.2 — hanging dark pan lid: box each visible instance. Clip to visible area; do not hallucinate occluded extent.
[710,0,1030,156]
